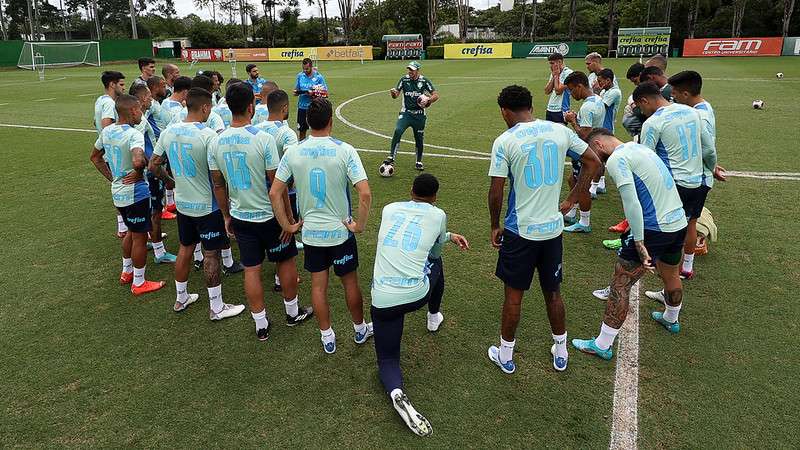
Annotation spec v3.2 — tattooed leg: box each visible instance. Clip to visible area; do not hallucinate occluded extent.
[604,257,647,329]
[203,249,221,289]
[656,260,683,307]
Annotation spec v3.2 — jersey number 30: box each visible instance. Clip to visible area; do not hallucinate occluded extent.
[522,140,560,189]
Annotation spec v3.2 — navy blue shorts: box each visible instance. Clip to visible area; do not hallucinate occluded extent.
[618,228,687,266]
[571,160,582,178]
[677,185,710,220]
[546,110,565,124]
[117,198,152,233]
[304,234,358,276]
[147,173,164,213]
[289,191,299,221]
[177,210,227,251]
[496,231,563,292]
[297,108,309,132]
[231,217,298,267]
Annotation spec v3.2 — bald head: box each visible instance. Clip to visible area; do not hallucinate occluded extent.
[645,54,668,72]
[162,64,180,84]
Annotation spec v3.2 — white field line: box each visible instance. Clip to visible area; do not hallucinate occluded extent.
[0,103,8,106]
[33,98,56,102]
[77,93,97,97]
[0,76,67,88]
[609,281,640,450]
[1,123,798,181]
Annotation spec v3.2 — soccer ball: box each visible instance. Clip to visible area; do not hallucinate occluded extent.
[752,100,765,109]
[777,72,784,79]
[418,94,430,107]
[379,163,395,177]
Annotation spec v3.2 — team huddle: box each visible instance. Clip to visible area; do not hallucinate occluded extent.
[89,53,723,437]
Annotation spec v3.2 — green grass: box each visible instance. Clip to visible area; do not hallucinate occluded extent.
[1,57,799,448]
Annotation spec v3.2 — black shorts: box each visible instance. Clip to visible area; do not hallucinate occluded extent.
[571,160,582,178]
[147,173,164,213]
[116,198,152,233]
[618,228,687,266]
[304,234,359,276]
[289,191,299,221]
[677,185,709,220]
[297,108,309,132]
[495,230,563,292]
[177,210,227,251]
[546,110,565,124]
[232,217,298,267]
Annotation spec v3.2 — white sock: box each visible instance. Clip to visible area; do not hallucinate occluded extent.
[284,296,299,317]
[552,332,568,358]
[321,327,336,345]
[221,247,234,267]
[208,284,223,313]
[579,210,591,227]
[152,241,166,258]
[353,321,367,334]
[565,204,578,220]
[175,280,189,303]
[595,322,619,350]
[499,337,515,363]
[389,388,403,400]
[589,182,599,196]
[122,257,133,274]
[682,253,695,273]
[251,309,268,330]
[117,214,128,233]
[133,266,146,287]
[166,189,175,205]
[193,243,204,262]
[274,273,281,286]
[663,303,682,323]
[598,176,606,190]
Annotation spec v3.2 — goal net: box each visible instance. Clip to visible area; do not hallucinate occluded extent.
[17,41,101,70]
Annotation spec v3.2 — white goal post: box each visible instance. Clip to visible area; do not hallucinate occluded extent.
[17,41,101,70]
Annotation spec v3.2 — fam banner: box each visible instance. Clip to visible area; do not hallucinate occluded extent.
[181,48,224,62]
[683,37,783,57]
[616,27,671,57]
[444,43,512,59]
[317,46,373,61]
[225,47,269,61]
[782,36,800,55]
[512,41,588,58]
[268,47,315,61]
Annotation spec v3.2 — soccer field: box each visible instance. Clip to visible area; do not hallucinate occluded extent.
[1,57,799,448]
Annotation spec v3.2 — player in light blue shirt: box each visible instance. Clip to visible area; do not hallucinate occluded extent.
[94,71,128,237]
[585,52,620,94]
[370,174,470,436]
[663,70,728,280]
[251,80,279,125]
[598,69,622,133]
[270,98,373,355]
[487,85,601,374]
[244,64,268,104]
[543,52,572,124]
[573,129,688,362]
[564,71,606,232]
[294,58,329,140]
[89,94,165,296]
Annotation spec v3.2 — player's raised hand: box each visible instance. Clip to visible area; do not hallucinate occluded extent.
[450,233,470,250]
[635,241,655,274]
[713,164,727,182]
[490,227,503,249]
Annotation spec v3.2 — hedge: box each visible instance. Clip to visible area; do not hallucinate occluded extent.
[426,45,443,59]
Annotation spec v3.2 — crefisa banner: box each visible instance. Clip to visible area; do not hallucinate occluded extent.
[683,37,783,57]
[444,43,513,59]
[617,27,671,57]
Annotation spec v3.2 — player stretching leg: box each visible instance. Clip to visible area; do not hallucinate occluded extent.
[371,174,470,436]
[573,130,688,361]
[149,88,245,319]
[90,95,165,296]
[563,71,606,233]
[209,83,313,341]
[270,98,373,354]
[487,86,600,373]
[386,61,438,171]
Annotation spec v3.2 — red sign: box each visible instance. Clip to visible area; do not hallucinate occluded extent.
[683,37,783,57]
[181,48,225,62]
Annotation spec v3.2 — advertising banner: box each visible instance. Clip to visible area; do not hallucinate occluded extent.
[386,40,423,59]
[444,43,513,59]
[267,47,316,61]
[317,46,373,60]
[683,37,783,57]
[616,27,671,57]
[181,48,224,62]
[512,41,588,58]
[782,36,800,55]
[226,47,269,61]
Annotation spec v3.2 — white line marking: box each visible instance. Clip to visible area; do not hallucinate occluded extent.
[0,123,797,181]
[77,93,96,97]
[0,103,8,106]
[33,98,56,102]
[609,281,640,450]
[0,76,66,87]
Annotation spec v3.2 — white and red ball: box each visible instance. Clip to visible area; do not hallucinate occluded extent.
[379,163,395,177]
